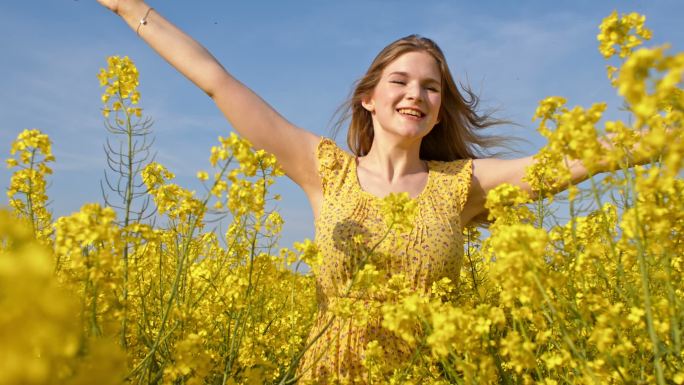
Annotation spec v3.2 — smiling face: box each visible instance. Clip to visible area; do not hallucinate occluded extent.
[361,51,442,143]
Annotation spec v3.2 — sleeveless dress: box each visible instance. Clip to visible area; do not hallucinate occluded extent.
[296,137,473,384]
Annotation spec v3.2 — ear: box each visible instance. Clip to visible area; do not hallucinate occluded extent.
[361,98,375,113]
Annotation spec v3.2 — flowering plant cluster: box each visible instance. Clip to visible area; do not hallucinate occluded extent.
[1,11,683,385]
[2,126,318,385]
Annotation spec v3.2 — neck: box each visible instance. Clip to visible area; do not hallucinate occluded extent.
[360,134,426,182]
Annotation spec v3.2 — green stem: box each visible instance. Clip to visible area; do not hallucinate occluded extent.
[624,165,666,385]
[25,149,37,235]
[121,90,134,349]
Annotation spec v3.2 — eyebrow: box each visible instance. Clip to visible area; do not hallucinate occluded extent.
[387,71,441,86]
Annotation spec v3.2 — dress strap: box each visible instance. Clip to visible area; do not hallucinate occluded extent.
[428,158,473,213]
[316,137,352,197]
[454,159,473,212]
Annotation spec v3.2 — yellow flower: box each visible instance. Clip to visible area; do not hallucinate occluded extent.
[6,129,54,241]
[484,183,533,224]
[597,11,651,59]
[627,306,645,324]
[533,96,567,126]
[0,210,126,384]
[380,192,417,232]
[99,55,144,121]
[294,238,322,268]
[141,162,175,190]
[673,372,684,385]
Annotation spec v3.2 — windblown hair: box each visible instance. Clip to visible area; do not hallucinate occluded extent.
[332,34,516,161]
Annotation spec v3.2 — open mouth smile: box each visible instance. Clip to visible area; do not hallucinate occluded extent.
[397,108,425,118]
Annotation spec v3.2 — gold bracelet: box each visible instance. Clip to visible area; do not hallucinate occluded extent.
[136,7,154,36]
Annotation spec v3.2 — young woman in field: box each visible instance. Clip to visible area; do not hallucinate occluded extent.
[97,1,606,382]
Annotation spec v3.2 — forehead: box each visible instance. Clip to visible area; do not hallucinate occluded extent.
[382,51,441,81]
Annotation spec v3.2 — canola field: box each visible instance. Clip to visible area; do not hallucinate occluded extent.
[1,11,683,385]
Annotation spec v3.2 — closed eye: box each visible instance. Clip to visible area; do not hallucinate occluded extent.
[390,80,406,85]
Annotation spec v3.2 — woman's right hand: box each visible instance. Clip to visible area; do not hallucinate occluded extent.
[96,0,120,14]
[97,0,143,16]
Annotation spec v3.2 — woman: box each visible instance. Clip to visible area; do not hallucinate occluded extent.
[97,1,604,382]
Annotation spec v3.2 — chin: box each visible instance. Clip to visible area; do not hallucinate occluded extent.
[373,120,434,142]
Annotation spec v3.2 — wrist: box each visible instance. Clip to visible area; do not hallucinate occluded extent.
[117,1,150,22]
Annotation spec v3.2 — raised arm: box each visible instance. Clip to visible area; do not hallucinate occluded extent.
[460,133,656,226]
[97,0,322,195]
[461,128,671,225]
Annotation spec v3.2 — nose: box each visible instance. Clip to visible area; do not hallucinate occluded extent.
[405,82,423,101]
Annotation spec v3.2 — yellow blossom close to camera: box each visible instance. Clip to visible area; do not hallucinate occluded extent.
[597,11,652,59]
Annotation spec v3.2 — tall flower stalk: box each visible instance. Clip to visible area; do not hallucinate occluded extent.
[98,55,156,349]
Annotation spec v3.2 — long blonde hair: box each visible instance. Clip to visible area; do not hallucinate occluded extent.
[333,34,515,161]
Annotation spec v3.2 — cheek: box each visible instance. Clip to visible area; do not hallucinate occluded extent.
[431,97,442,115]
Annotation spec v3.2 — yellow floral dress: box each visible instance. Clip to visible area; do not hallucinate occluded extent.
[296,137,473,384]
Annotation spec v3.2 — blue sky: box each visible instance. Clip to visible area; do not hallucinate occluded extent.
[2,1,683,247]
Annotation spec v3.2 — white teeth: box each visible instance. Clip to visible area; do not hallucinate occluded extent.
[398,108,423,117]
